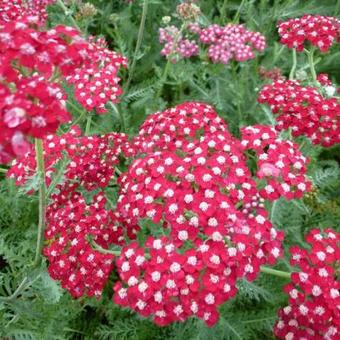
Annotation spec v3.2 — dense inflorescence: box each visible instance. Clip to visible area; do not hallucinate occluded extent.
[43,188,120,298]
[7,126,135,189]
[2,0,339,333]
[159,25,199,60]
[274,228,340,339]
[199,24,266,64]
[258,79,340,147]
[241,125,311,200]
[278,15,340,52]
[65,37,127,113]
[159,21,266,64]
[0,16,126,162]
[134,102,230,153]
[0,0,55,25]
[113,102,285,326]
[8,125,136,297]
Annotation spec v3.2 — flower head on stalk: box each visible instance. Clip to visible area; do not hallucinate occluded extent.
[274,228,340,340]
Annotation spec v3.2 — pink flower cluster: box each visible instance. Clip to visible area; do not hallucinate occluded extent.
[278,15,340,52]
[199,24,266,64]
[258,79,340,147]
[0,16,126,163]
[159,23,265,64]
[274,228,340,339]
[241,125,311,200]
[159,26,199,60]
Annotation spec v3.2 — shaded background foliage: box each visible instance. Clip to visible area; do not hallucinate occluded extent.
[0,0,339,339]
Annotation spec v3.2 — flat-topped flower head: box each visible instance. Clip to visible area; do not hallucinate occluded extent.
[258,80,340,147]
[274,228,340,339]
[278,15,340,52]
[199,24,266,64]
[241,125,311,200]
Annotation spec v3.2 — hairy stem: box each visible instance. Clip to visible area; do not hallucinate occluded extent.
[156,23,186,98]
[307,48,317,82]
[125,0,149,90]
[0,277,29,303]
[289,48,297,80]
[233,0,246,23]
[85,115,92,135]
[56,0,80,29]
[260,266,291,279]
[109,102,126,133]
[33,139,46,267]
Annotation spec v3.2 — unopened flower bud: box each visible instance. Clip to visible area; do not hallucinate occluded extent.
[176,3,201,21]
[162,16,171,25]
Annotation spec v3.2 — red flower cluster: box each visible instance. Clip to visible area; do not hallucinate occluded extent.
[134,102,230,153]
[278,15,340,52]
[114,102,284,325]
[0,17,127,162]
[0,0,55,25]
[8,102,312,326]
[66,37,127,113]
[274,228,340,339]
[7,126,135,190]
[258,79,340,147]
[44,188,122,298]
[9,126,136,297]
[199,24,266,64]
[0,75,70,162]
[113,237,238,327]
[241,125,311,200]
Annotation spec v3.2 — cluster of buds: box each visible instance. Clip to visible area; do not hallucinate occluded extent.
[274,228,340,339]
[259,66,284,81]
[258,79,340,147]
[278,15,340,52]
[176,2,201,21]
[75,2,98,21]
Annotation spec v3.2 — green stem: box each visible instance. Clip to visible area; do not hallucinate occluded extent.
[89,238,122,256]
[85,115,92,135]
[125,0,149,90]
[289,48,297,80]
[233,0,246,23]
[56,0,80,29]
[221,0,228,19]
[109,102,126,133]
[307,48,317,82]
[0,277,29,303]
[33,139,46,267]
[156,23,186,98]
[0,168,8,174]
[260,266,291,279]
